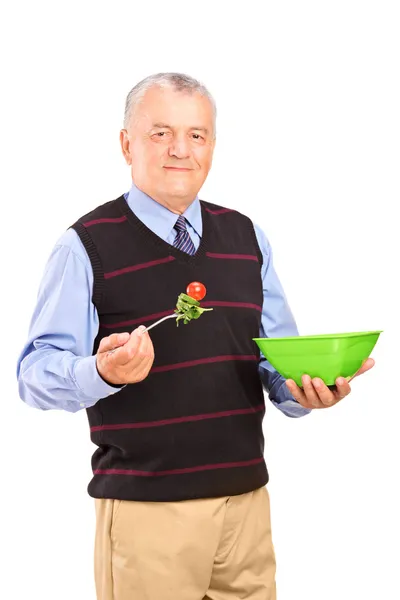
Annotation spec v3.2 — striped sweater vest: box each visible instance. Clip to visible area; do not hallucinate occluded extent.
[71,194,269,502]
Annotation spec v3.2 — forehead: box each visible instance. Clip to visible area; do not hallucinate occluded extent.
[133,86,214,131]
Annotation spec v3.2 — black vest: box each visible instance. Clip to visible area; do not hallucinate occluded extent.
[71,194,268,501]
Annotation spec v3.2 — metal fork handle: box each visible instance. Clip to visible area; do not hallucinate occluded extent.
[107,313,176,354]
[142,313,176,332]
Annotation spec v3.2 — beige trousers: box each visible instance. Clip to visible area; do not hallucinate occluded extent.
[94,486,276,600]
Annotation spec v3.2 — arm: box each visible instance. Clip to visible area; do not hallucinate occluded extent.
[253,223,312,418]
[16,228,123,413]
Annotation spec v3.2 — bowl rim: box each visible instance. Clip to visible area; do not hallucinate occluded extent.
[253,330,383,342]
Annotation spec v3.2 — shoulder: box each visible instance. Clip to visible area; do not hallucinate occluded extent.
[200,199,269,243]
[50,194,126,264]
[200,199,256,231]
[71,194,126,228]
[50,228,91,269]
[200,198,246,219]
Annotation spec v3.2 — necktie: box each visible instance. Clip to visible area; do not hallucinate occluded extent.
[173,215,196,255]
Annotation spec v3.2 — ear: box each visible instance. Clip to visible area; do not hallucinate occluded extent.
[120,129,132,165]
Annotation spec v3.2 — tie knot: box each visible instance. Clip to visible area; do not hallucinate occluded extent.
[174,215,187,232]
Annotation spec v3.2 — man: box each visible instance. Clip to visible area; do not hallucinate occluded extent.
[17,72,374,600]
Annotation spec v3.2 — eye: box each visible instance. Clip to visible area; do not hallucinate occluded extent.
[192,133,204,141]
[151,131,171,141]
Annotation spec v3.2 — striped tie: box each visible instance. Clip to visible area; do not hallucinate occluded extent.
[173,215,196,255]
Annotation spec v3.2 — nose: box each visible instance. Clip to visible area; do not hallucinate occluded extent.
[168,135,191,159]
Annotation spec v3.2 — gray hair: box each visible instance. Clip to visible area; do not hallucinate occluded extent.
[123,72,217,136]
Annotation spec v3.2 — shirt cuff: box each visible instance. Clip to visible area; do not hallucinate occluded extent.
[271,398,312,418]
[73,355,126,408]
[271,378,313,418]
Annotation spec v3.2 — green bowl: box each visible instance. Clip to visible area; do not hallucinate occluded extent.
[253,331,382,387]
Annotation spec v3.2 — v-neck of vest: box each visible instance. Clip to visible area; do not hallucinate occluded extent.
[116,195,209,264]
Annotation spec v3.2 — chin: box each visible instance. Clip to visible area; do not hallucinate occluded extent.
[167,184,193,197]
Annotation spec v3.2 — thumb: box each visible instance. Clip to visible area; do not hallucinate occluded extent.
[351,357,375,380]
[98,332,130,354]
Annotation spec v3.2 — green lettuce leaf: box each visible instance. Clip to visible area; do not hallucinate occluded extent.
[174,292,213,326]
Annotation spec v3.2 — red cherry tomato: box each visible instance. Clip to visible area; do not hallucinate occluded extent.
[186,281,206,301]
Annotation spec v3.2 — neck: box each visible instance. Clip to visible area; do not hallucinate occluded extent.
[134,182,196,215]
[154,196,194,215]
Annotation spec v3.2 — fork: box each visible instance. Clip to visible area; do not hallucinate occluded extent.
[107,313,176,354]
[142,313,177,332]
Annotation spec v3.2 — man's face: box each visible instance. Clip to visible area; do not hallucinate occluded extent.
[120,86,216,209]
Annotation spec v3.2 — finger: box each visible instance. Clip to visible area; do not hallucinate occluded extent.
[351,357,375,380]
[130,329,153,366]
[135,353,155,381]
[112,327,152,369]
[332,377,351,401]
[312,378,337,407]
[141,330,155,358]
[122,334,154,382]
[285,379,311,408]
[98,332,130,353]
[301,375,324,408]
[112,327,144,365]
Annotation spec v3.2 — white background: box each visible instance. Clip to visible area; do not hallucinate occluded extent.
[1,1,399,599]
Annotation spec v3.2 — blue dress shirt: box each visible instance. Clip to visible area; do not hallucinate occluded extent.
[16,183,311,418]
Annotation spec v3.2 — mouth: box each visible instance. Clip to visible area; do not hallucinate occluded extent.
[163,167,193,172]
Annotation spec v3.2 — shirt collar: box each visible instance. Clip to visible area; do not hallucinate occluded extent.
[126,181,203,239]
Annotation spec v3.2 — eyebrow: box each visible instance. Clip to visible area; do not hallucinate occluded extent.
[152,122,209,135]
